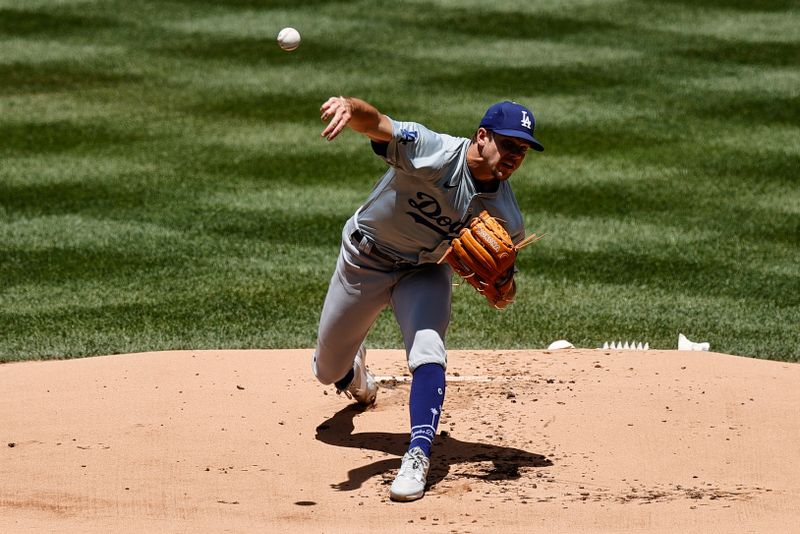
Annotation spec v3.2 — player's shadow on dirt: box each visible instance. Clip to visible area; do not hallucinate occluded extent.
[315,404,553,492]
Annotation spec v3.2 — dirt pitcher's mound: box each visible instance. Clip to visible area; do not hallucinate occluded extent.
[1,349,799,533]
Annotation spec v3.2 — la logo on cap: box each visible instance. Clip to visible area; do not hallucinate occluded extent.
[521,110,532,130]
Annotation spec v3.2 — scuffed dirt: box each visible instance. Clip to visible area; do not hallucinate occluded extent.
[1,349,798,533]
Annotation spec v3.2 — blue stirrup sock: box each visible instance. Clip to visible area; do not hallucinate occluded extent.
[408,363,446,458]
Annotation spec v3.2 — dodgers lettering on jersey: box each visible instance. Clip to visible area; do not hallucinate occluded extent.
[355,118,525,265]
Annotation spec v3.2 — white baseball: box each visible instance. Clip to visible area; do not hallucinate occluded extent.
[277,27,301,51]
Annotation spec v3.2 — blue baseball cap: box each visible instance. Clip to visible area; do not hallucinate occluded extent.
[480,101,544,152]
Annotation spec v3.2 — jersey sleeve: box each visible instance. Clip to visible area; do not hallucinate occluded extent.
[373,118,451,180]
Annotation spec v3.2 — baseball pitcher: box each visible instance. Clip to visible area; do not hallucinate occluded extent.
[312,96,544,501]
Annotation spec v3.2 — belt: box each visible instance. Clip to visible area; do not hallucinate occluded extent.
[351,229,403,263]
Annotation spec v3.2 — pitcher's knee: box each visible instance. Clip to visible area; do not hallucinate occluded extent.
[312,348,358,385]
[312,350,337,385]
[407,329,447,373]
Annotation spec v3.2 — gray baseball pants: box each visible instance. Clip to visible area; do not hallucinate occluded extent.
[313,217,451,385]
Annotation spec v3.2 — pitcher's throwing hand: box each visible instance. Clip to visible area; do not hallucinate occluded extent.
[320,96,353,141]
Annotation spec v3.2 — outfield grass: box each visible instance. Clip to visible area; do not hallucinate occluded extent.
[1,0,798,362]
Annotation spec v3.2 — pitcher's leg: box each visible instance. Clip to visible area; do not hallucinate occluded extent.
[392,264,452,372]
[313,248,391,386]
[389,264,451,501]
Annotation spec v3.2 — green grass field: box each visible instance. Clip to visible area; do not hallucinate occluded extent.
[1,0,798,362]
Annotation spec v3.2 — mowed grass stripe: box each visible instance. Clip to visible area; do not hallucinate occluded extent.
[1,0,798,361]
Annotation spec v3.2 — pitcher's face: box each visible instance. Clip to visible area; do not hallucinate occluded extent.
[484,131,529,181]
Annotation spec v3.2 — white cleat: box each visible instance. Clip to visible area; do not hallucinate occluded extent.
[390,447,430,502]
[339,345,377,406]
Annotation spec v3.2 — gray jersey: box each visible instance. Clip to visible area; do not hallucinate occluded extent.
[355,117,526,265]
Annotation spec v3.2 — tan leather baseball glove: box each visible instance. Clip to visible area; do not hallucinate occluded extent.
[439,210,542,309]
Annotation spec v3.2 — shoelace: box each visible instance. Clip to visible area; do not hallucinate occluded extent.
[400,453,428,480]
